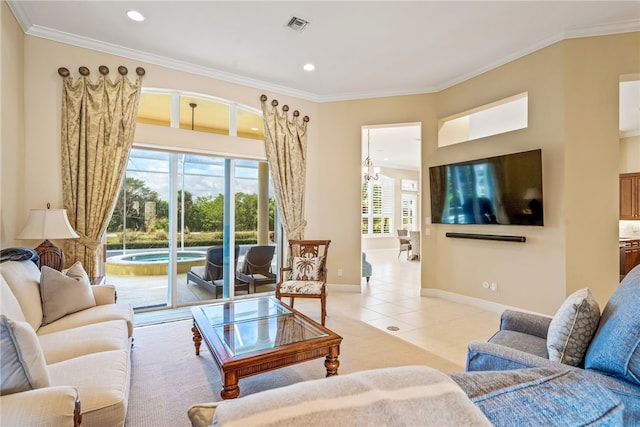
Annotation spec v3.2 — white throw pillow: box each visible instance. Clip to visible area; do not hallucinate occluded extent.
[290,256,324,281]
[547,288,600,366]
[40,262,96,325]
[0,315,51,395]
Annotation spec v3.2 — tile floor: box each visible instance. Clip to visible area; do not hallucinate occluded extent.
[293,249,501,368]
[127,248,501,368]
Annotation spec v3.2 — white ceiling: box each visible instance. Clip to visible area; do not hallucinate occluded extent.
[7,1,640,170]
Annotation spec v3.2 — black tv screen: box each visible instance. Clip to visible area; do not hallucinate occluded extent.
[429,149,543,226]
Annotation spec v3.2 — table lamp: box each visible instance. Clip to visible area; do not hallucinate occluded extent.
[16,204,79,271]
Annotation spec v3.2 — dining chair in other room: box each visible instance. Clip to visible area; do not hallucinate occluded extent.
[397,229,411,259]
[409,231,420,261]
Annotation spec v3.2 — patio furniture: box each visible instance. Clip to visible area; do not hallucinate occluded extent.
[186,246,248,298]
[236,245,276,293]
[276,240,331,325]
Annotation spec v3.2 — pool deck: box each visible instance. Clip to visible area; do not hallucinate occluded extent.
[106,250,206,276]
[106,246,277,311]
[109,272,276,311]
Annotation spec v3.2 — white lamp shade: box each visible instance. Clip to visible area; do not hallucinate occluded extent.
[16,209,80,240]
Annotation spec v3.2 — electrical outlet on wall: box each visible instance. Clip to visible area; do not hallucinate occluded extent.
[490,282,498,292]
[337,268,343,277]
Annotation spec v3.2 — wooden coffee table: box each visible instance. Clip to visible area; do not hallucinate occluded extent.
[191,296,342,399]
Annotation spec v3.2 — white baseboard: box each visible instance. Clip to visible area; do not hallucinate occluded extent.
[327,283,549,317]
[421,288,549,317]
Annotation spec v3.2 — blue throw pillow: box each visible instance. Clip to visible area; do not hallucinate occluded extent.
[585,265,640,385]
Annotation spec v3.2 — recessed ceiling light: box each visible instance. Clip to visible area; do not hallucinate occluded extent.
[127,10,145,22]
[251,127,259,131]
[303,63,315,71]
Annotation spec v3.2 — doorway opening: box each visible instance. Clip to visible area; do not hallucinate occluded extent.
[360,123,422,289]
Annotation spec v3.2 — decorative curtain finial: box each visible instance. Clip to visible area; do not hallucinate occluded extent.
[58,65,146,79]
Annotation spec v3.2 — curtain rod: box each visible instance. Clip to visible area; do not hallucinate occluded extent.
[260,94,309,122]
[57,65,145,78]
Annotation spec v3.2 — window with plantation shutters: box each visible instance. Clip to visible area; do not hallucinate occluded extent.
[361,176,394,237]
[401,194,417,230]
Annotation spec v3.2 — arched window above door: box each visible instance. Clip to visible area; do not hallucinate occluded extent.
[136,89,264,140]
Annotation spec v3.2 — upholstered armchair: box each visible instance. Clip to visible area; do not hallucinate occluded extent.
[362,252,372,284]
[276,240,331,325]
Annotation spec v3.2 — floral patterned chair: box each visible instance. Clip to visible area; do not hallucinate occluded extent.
[276,240,331,325]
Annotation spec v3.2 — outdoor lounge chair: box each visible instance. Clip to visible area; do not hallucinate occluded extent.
[186,246,248,298]
[236,245,277,293]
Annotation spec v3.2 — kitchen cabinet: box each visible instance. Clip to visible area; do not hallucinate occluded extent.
[620,239,640,279]
[620,173,640,219]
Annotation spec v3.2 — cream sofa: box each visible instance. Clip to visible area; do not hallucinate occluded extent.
[0,255,134,426]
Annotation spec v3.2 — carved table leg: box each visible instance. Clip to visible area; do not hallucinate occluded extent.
[325,345,340,377]
[192,322,202,356]
[221,371,240,399]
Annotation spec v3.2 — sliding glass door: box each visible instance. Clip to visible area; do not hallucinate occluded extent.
[105,148,275,311]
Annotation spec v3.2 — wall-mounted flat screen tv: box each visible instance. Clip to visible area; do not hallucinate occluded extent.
[429,149,543,226]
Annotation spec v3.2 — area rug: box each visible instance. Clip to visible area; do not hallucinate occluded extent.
[125,314,463,427]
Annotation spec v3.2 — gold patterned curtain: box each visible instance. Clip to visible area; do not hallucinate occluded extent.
[59,65,144,278]
[260,95,309,241]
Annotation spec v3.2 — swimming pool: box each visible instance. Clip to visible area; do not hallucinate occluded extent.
[106,250,206,276]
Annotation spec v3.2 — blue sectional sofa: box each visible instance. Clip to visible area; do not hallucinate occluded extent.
[466,264,640,424]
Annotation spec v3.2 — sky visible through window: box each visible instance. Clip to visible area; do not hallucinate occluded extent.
[126,149,266,199]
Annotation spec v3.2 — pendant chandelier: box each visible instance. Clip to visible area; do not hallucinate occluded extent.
[362,129,380,181]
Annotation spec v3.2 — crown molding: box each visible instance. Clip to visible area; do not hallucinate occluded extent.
[564,18,640,39]
[25,25,321,102]
[8,0,640,103]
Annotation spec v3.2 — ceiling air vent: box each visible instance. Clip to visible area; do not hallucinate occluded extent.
[287,16,309,32]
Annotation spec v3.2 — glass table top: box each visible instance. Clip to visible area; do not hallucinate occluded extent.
[193,297,329,357]
[195,296,291,327]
